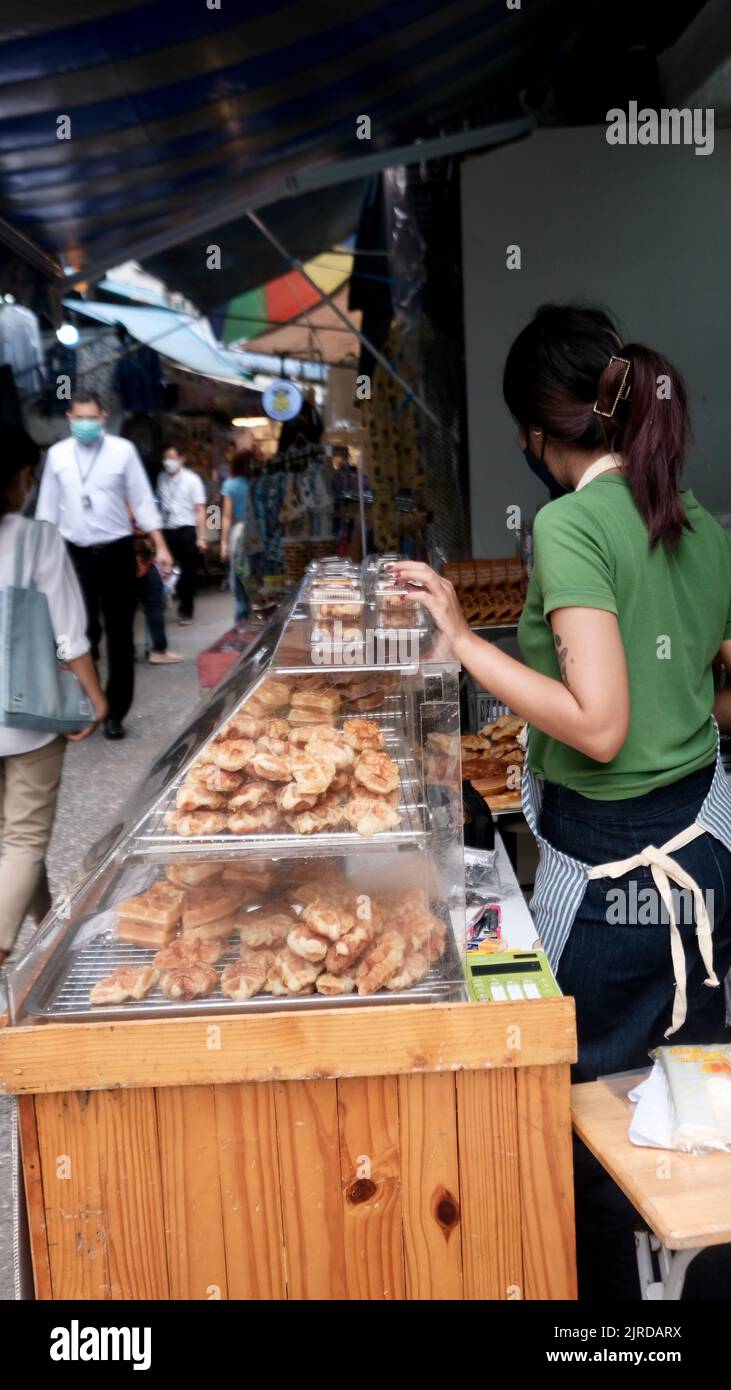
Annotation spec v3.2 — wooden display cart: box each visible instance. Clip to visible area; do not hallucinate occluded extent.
[0,996,577,1300]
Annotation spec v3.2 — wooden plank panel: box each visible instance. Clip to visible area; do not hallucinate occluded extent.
[274,1078,347,1300]
[35,1091,110,1299]
[337,1075,405,1300]
[92,1089,170,1300]
[214,1082,286,1300]
[34,1090,170,1300]
[17,1096,53,1300]
[0,998,577,1094]
[456,1070,522,1299]
[516,1064,577,1300]
[155,1086,227,1299]
[399,1072,463,1299]
[573,1075,731,1251]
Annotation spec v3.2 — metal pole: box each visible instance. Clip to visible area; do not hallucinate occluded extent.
[247,209,450,437]
[64,116,533,290]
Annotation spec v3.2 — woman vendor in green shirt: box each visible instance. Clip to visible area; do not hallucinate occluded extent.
[395,304,731,1300]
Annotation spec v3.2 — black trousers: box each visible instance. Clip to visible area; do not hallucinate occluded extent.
[67,536,137,722]
[165,525,198,618]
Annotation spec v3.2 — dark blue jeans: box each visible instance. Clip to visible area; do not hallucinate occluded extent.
[541,762,731,1300]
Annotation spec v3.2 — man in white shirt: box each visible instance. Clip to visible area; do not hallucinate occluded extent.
[36,392,173,741]
[157,441,208,624]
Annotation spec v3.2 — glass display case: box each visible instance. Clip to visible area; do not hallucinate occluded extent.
[6,580,467,1025]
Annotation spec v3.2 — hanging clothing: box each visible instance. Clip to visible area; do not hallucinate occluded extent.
[0,303,45,395]
[113,346,165,413]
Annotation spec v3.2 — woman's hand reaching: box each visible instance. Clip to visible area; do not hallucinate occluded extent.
[391,561,472,655]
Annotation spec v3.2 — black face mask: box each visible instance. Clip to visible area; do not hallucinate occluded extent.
[522,445,570,500]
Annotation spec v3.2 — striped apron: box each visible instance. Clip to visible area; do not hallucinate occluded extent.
[522,738,731,1036]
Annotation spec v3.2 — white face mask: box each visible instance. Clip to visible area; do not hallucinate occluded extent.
[163,456,182,474]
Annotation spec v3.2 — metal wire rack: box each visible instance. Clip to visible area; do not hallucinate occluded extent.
[130,695,430,859]
[23,912,465,1023]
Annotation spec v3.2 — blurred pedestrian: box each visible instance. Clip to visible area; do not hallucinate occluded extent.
[156,440,208,626]
[0,426,107,966]
[220,448,252,621]
[36,392,173,740]
[134,527,182,665]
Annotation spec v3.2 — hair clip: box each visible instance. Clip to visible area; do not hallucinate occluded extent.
[593,355,632,418]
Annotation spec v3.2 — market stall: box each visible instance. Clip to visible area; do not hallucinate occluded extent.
[0,569,576,1301]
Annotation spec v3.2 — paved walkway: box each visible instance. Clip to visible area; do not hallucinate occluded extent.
[0,586,235,1300]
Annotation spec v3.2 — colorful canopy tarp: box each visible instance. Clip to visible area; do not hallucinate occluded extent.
[211,245,353,346]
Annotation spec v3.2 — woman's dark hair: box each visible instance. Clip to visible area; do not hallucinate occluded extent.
[503,304,691,548]
[0,425,40,519]
[230,448,254,478]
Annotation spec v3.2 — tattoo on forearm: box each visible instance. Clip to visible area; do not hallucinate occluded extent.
[554,632,572,688]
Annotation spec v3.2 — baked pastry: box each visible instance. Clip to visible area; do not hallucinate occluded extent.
[345,691,384,712]
[166,810,228,836]
[330,769,354,793]
[324,918,374,974]
[287,923,329,962]
[342,718,384,752]
[267,947,323,994]
[306,730,355,770]
[221,859,275,892]
[228,781,277,810]
[265,718,291,740]
[353,749,400,795]
[289,749,336,795]
[89,965,158,1005]
[227,804,280,835]
[165,862,223,888]
[154,937,225,969]
[116,919,178,947]
[396,911,447,961]
[378,887,428,918]
[255,735,290,757]
[175,782,227,812]
[252,680,291,709]
[160,963,218,1000]
[386,951,429,990]
[189,763,244,794]
[220,952,270,1000]
[316,972,356,996]
[116,880,185,928]
[246,749,292,782]
[284,794,345,835]
[356,931,406,994]
[288,724,339,746]
[181,917,237,942]
[221,713,264,741]
[288,708,337,726]
[209,738,257,771]
[342,794,401,837]
[301,899,354,942]
[182,883,243,930]
[238,903,295,949]
[276,783,320,813]
[290,688,340,716]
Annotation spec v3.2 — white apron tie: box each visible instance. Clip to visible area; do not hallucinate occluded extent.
[587,821,719,1037]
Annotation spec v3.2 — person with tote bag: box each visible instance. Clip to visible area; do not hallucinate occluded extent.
[0,426,107,966]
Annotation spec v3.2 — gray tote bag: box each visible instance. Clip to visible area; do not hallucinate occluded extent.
[0,520,94,732]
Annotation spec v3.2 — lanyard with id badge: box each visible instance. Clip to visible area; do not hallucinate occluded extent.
[74,440,104,511]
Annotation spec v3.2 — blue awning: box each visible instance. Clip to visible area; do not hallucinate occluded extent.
[0,0,568,287]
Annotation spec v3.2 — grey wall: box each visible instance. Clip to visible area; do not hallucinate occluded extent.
[461,126,731,556]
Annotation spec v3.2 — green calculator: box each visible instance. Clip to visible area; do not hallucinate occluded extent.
[464,949,562,1003]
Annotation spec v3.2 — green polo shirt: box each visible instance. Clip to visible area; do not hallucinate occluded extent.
[517,475,731,799]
